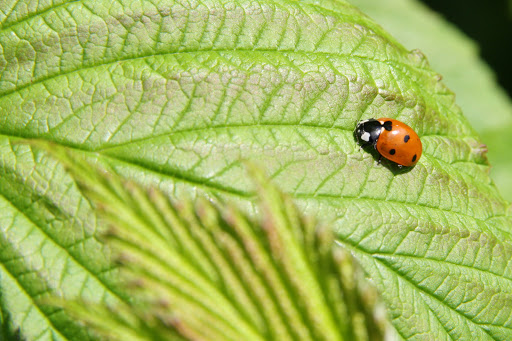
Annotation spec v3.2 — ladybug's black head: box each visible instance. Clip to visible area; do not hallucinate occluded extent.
[355,119,383,146]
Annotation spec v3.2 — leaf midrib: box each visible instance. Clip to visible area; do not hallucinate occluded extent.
[2,134,502,227]
[86,126,478,152]
[2,135,504,244]
[373,252,512,286]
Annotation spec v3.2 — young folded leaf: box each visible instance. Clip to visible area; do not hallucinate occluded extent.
[47,148,392,341]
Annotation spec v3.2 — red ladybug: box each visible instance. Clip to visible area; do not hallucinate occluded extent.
[355,118,422,167]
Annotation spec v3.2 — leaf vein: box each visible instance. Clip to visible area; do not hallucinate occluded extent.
[0,0,81,31]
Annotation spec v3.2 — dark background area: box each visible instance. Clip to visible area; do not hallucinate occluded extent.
[419,0,512,98]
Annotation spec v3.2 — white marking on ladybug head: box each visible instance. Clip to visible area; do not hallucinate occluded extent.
[361,131,370,142]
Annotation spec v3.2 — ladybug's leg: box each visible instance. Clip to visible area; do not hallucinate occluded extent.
[397,164,403,169]
[358,141,371,150]
[377,155,382,165]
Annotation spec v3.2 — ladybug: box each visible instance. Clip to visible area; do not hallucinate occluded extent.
[355,118,422,167]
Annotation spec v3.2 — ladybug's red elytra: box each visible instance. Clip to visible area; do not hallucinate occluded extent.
[355,118,422,167]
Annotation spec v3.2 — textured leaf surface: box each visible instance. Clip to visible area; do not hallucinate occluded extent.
[348,0,512,201]
[48,150,391,341]
[1,0,512,340]
[0,139,126,341]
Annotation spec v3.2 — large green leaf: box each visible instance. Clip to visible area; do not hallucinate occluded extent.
[1,0,511,340]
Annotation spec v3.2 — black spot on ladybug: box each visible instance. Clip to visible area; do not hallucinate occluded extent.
[404,135,410,143]
[383,121,393,131]
[389,149,396,155]
[412,154,417,162]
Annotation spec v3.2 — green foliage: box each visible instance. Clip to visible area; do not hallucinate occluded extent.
[349,0,512,201]
[46,147,390,341]
[1,0,511,340]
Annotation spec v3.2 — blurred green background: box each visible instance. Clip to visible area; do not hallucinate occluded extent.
[350,0,512,202]
[421,0,511,98]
